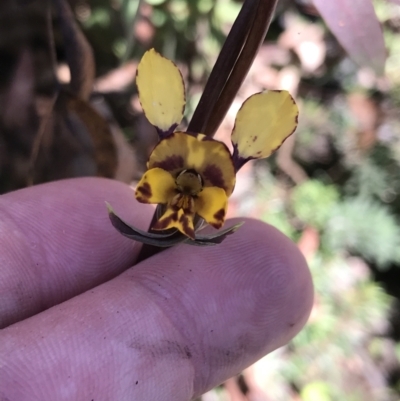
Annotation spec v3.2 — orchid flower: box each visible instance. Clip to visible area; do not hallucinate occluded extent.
[108,49,298,247]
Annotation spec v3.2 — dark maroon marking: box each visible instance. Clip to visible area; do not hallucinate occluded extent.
[182,205,194,214]
[153,155,184,172]
[136,196,147,203]
[295,115,299,124]
[180,199,194,214]
[170,203,181,212]
[202,164,225,189]
[252,136,258,142]
[157,124,179,140]
[137,182,152,198]
[232,143,252,172]
[154,211,179,230]
[232,143,239,161]
[213,208,225,221]
[179,213,195,239]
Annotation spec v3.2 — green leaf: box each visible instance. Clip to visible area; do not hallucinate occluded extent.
[292,180,339,229]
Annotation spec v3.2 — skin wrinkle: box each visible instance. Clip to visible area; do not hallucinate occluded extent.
[152,155,185,174]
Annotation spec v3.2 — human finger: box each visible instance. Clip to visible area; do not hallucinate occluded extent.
[0,177,153,328]
[0,218,313,400]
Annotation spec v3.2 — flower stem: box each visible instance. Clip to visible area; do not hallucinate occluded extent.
[187,0,257,134]
[187,0,278,138]
[203,0,278,137]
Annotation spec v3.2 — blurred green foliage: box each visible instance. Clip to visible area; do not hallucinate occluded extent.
[291,180,400,270]
[326,199,400,269]
[277,254,391,400]
[292,180,339,230]
[300,381,332,401]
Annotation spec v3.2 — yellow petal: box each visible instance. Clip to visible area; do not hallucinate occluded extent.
[148,132,236,196]
[136,49,185,133]
[231,91,299,160]
[153,204,195,239]
[135,167,176,204]
[195,187,228,229]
